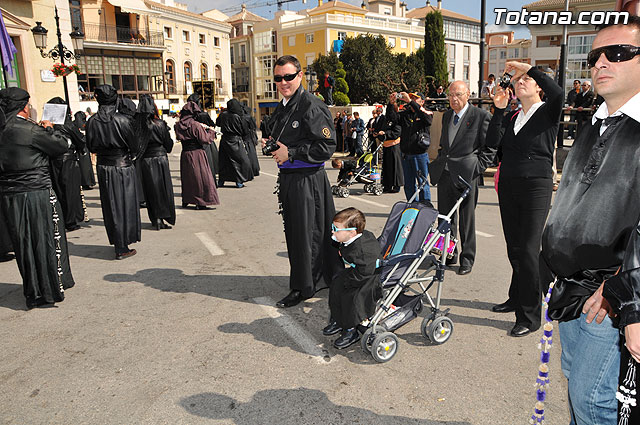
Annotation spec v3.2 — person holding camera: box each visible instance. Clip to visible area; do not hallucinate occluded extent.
[387,92,433,203]
[264,55,342,308]
[429,81,494,276]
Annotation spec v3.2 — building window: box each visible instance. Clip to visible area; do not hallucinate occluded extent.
[201,62,208,79]
[230,46,234,64]
[305,33,314,44]
[182,31,190,42]
[463,64,469,81]
[164,27,172,39]
[388,37,396,48]
[255,54,277,78]
[446,43,455,61]
[338,31,347,41]
[489,49,497,60]
[199,33,206,44]
[254,30,276,54]
[214,36,220,47]
[508,47,519,59]
[449,64,455,80]
[463,45,470,62]
[289,36,296,46]
[415,40,421,49]
[166,59,175,92]
[383,7,391,15]
[70,0,83,33]
[400,38,407,49]
[240,44,246,62]
[184,62,192,81]
[499,50,506,59]
[567,59,591,81]
[215,65,222,90]
[568,35,596,55]
[522,47,528,58]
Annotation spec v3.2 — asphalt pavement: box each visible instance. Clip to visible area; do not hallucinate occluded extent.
[0,144,570,424]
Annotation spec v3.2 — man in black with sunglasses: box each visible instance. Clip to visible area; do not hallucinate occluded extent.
[264,55,342,308]
[541,16,640,425]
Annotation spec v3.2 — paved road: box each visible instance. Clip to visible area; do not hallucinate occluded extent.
[0,145,569,424]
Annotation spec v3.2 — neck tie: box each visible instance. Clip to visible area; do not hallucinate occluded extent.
[453,114,460,126]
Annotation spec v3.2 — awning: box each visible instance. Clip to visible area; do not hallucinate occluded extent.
[105,0,156,16]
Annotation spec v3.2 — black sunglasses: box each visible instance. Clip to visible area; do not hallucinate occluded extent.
[273,73,298,82]
[587,44,640,68]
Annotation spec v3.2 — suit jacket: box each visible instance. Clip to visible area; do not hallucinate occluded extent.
[429,104,493,187]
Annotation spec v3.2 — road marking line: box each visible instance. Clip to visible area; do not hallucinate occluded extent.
[261,171,278,178]
[195,232,225,256]
[476,231,494,238]
[253,296,332,364]
[338,196,389,208]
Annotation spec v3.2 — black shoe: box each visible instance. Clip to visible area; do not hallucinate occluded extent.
[0,253,15,262]
[65,224,81,232]
[160,220,172,230]
[218,180,224,187]
[445,257,458,267]
[195,205,209,210]
[491,301,515,313]
[510,324,535,337]
[26,298,56,310]
[139,201,147,208]
[236,182,245,188]
[276,290,307,308]
[323,321,342,336]
[115,249,137,260]
[457,265,472,275]
[334,328,360,349]
[182,202,188,208]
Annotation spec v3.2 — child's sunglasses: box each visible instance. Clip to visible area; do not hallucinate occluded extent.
[587,44,640,68]
[273,73,298,83]
[331,223,356,232]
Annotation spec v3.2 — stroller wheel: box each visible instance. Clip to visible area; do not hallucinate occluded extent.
[331,185,338,195]
[427,316,454,345]
[338,187,350,198]
[371,332,399,363]
[364,183,372,193]
[373,185,383,196]
[360,325,386,353]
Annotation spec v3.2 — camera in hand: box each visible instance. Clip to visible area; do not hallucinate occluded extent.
[499,73,513,89]
[395,93,403,100]
[262,137,279,155]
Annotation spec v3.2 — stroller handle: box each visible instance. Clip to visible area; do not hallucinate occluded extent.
[408,169,430,203]
[458,175,472,200]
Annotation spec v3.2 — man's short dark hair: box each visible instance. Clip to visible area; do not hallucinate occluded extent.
[488,74,495,79]
[574,79,581,84]
[353,111,359,117]
[596,14,640,40]
[274,55,301,73]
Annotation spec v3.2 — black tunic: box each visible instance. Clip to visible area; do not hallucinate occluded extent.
[0,115,75,305]
[73,114,96,188]
[242,112,260,176]
[329,230,382,328]
[217,106,253,184]
[268,85,343,296]
[140,119,176,225]
[86,105,141,249]
[380,104,404,189]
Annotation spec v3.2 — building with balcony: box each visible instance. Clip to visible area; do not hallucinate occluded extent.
[145,0,232,108]
[225,5,266,115]
[484,32,531,79]
[1,0,82,114]
[72,0,166,111]
[524,0,617,92]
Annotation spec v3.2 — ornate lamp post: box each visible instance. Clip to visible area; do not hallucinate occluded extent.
[31,6,84,105]
[305,65,317,93]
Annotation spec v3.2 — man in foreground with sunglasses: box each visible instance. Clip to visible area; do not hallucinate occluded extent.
[541,15,640,425]
[263,55,342,308]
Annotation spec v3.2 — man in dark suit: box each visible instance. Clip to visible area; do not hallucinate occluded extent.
[574,80,594,137]
[429,80,495,275]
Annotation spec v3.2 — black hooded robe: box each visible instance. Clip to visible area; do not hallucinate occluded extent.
[217,99,253,184]
[47,97,84,229]
[242,105,260,176]
[74,111,96,189]
[380,103,404,190]
[86,86,141,251]
[0,88,75,306]
[119,98,146,206]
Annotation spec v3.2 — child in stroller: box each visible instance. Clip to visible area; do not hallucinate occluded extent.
[323,207,382,349]
[330,144,383,198]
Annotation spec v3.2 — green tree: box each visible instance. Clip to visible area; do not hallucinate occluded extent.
[424,10,448,88]
[340,34,395,104]
[312,52,341,76]
[312,52,349,105]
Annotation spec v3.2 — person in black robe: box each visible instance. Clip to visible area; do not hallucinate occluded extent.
[242,104,260,176]
[266,55,343,308]
[187,93,219,180]
[86,85,141,259]
[324,208,382,349]
[174,101,220,209]
[216,99,253,188]
[0,87,75,308]
[379,99,404,193]
[73,111,96,190]
[46,97,85,232]
[134,94,176,230]
[119,98,146,208]
[0,109,13,262]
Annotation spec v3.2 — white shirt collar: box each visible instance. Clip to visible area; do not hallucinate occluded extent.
[343,232,362,246]
[454,103,470,122]
[592,91,640,125]
[513,101,545,136]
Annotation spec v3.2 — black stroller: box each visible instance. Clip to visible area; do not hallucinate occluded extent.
[331,143,384,198]
[360,175,471,363]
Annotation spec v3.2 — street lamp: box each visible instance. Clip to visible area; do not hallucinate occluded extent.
[31,6,85,105]
[304,65,317,93]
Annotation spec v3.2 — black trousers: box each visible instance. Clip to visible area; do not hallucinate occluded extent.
[437,170,478,267]
[279,168,342,297]
[497,176,553,329]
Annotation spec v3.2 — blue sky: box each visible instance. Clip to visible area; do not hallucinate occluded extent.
[183,0,532,38]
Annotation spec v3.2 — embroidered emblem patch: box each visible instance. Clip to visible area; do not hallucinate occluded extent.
[322,127,331,138]
[292,121,299,128]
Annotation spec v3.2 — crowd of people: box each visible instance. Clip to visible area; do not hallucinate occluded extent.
[2,15,640,424]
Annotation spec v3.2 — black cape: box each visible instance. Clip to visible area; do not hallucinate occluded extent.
[217,100,253,183]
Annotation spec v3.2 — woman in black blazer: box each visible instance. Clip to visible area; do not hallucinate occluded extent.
[488,61,563,337]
